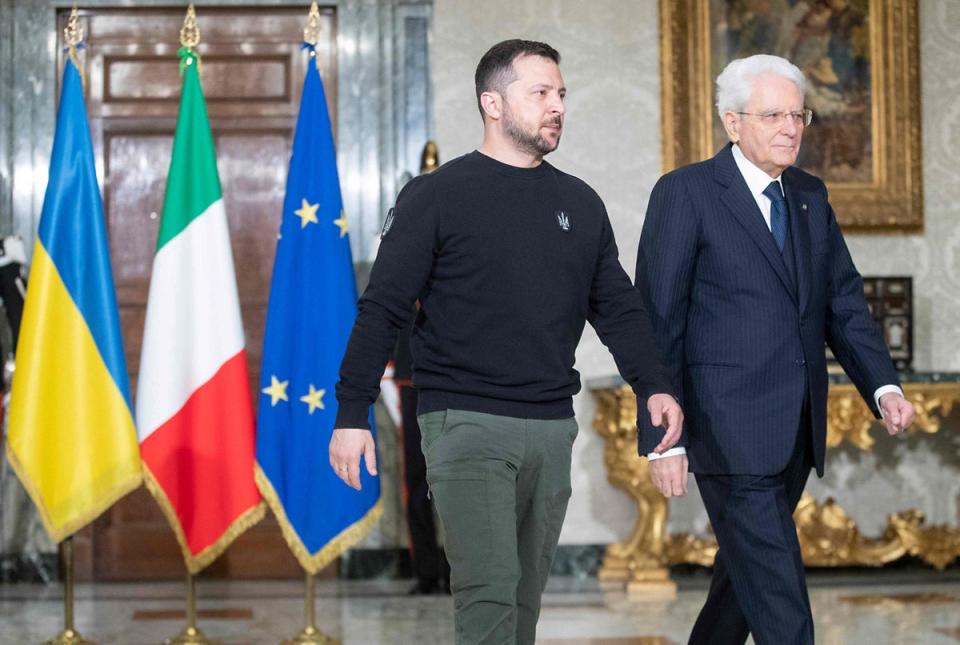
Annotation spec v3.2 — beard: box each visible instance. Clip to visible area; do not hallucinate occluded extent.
[502,102,561,157]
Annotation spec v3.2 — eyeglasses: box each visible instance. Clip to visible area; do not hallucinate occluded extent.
[736,109,814,127]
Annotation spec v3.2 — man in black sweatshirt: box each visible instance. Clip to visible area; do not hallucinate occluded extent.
[330,39,684,644]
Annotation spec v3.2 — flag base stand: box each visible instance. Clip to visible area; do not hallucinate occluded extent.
[43,629,95,645]
[281,626,338,645]
[165,626,217,645]
[43,537,96,645]
[164,574,220,645]
[281,572,340,645]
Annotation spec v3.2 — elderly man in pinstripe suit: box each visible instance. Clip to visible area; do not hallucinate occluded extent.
[635,54,916,645]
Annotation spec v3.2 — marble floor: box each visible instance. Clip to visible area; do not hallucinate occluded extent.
[1,572,959,645]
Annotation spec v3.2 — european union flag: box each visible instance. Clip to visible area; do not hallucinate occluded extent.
[255,50,381,572]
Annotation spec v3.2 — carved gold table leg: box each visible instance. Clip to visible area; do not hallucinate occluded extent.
[591,379,960,584]
[592,387,677,598]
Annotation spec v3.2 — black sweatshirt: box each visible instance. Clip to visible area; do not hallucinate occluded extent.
[334,151,672,428]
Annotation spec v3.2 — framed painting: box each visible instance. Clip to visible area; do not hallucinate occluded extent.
[659,0,922,230]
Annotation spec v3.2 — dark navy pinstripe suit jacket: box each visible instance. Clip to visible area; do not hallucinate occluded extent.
[635,144,899,476]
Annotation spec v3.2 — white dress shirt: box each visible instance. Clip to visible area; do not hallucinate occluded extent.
[647,145,902,461]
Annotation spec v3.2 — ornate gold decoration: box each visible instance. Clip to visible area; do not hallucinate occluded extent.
[592,387,676,596]
[793,496,960,570]
[825,388,877,450]
[664,532,717,568]
[626,480,960,573]
[303,1,322,47]
[591,380,960,574]
[795,494,907,566]
[826,382,960,450]
[180,4,200,51]
[888,510,960,571]
[659,0,922,230]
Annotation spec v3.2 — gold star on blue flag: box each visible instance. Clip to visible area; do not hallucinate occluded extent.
[299,384,325,414]
[262,375,289,407]
[332,212,349,238]
[295,199,319,228]
[255,44,381,573]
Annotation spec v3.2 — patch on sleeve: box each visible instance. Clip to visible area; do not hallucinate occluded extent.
[380,207,396,239]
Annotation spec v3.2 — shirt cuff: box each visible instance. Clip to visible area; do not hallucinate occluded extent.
[873,384,904,417]
[647,447,687,461]
[334,399,372,430]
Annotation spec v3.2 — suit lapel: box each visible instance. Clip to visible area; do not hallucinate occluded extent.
[784,173,811,315]
[714,146,796,300]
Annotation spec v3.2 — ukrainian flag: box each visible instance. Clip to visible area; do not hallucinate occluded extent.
[6,57,141,543]
[255,47,382,573]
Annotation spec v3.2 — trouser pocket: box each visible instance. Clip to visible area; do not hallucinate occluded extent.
[417,409,448,457]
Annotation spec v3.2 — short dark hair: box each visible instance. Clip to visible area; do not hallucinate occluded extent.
[474,39,561,118]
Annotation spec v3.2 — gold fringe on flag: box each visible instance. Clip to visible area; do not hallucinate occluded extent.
[143,466,267,574]
[255,465,384,574]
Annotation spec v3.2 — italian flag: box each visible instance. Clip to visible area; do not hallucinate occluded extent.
[136,50,264,573]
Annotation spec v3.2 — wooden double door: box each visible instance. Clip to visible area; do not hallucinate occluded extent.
[58,6,338,581]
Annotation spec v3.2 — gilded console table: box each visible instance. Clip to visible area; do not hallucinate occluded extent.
[589,373,960,592]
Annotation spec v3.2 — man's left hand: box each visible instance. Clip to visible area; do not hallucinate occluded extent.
[649,453,688,498]
[879,392,915,436]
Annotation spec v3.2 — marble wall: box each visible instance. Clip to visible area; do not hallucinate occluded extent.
[431,0,960,544]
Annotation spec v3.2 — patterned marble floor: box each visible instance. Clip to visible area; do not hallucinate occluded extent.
[1,573,959,644]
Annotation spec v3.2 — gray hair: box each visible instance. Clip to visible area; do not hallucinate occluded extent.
[715,54,806,118]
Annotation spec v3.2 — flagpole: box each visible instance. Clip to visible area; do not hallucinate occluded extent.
[43,536,95,645]
[164,572,216,645]
[278,7,344,644]
[281,571,339,645]
[159,7,215,645]
[44,10,94,644]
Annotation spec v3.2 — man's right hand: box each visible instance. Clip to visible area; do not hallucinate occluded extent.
[647,393,684,453]
[329,428,378,491]
[649,453,688,498]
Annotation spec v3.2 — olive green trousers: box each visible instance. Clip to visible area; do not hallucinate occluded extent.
[418,409,578,645]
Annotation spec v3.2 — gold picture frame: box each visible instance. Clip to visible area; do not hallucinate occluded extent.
[660,0,922,230]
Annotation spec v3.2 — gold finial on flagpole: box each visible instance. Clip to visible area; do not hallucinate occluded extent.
[63,3,85,86]
[303,2,321,47]
[420,141,440,174]
[180,4,200,50]
[64,4,83,50]
[302,2,322,72]
[178,4,202,75]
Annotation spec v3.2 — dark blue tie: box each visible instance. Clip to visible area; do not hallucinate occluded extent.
[763,181,787,253]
